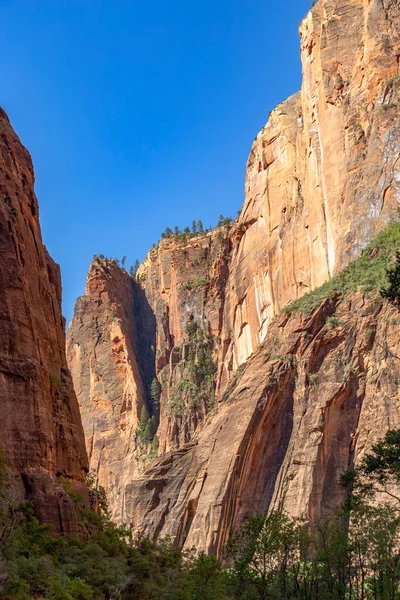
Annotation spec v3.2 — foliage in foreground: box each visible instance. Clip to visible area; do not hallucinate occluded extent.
[282,219,400,314]
[2,428,400,598]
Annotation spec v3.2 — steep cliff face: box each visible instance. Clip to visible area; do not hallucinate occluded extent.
[219,0,400,384]
[67,260,148,523]
[67,0,400,548]
[126,291,400,556]
[0,109,88,534]
[67,231,230,521]
[136,231,230,454]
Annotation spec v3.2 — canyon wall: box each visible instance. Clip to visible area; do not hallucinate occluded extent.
[219,0,400,384]
[68,0,400,549]
[126,292,400,555]
[0,108,88,534]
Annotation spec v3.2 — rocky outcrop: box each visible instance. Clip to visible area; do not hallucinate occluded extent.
[0,109,88,534]
[67,0,400,549]
[136,231,230,453]
[67,260,148,523]
[67,231,230,521]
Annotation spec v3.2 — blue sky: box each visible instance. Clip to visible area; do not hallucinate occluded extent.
[1,0,311,324]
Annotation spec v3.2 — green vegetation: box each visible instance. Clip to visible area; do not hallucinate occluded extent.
[150,378,161,416]
[381,251,400,306]
[168,319,217,418]
[129,259,140,279]
[91,255,141,282]
[282,220,400,314]
[159,215,233,245]
[182,279,207,291]
[136,405,157,448]
[325,315,344,328]
[3,427,400,599]
[342,429,400,505]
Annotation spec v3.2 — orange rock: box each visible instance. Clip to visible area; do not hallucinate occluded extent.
[126,294,400,556]
[0,108,88,534]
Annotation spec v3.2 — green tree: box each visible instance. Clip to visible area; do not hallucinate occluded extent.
[226,512,304,600]
[197,220,204,234]
[342,429,400,505]
[185,553,226,600]
[150,378,161,415]
[381,250,400,305]
[192,220,198,234]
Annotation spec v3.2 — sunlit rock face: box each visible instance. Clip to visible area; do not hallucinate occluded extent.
[0,108,88,534]
[68,0,400,552]
[219,0,400,383]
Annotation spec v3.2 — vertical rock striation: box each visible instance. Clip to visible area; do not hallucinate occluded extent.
[126,293,400,556]
[219,0,400,382]
[0,108,88,534]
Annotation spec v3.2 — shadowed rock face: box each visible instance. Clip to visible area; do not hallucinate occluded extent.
[67,0,400,551]
[67,261,148,523]
[0,109,88,534]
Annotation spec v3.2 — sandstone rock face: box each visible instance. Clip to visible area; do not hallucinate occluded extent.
[136,232,230,454]
[67,260,148,523]
[68,232,230,521]
[219,0,400,383]
[67,0,400,550]
[0,109,88,534]
[126,293,400,555]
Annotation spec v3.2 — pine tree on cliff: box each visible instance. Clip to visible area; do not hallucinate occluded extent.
[197,220,204,234]
[192,220,197,234]
[150,378,161,416]
[381,251,400,305]
[139,405,149,433]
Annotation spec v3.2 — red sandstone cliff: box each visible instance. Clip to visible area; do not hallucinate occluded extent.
[0,108,88,534]
[67,0,400,551]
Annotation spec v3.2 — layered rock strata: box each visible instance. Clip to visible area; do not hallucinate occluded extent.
[0,108,88,534]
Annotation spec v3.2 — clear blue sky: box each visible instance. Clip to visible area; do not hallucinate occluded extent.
[1,0,311,324]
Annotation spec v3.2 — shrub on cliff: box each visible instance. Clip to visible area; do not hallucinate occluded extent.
[381,250,400,306]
